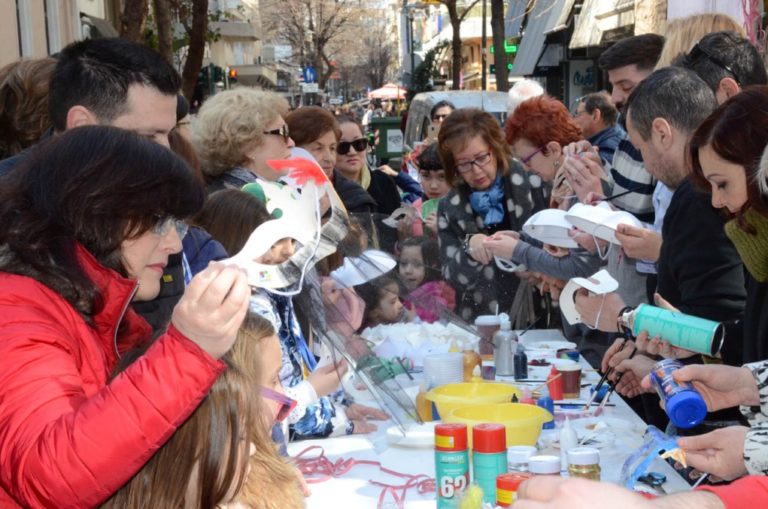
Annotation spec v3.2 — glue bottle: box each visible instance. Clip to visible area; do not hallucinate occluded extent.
[472,423,508,505]
[536,388,555,430]
[559,416,578,470]
[435,423,469,508]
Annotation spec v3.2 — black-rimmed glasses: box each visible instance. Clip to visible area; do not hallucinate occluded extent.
[455,152,492,174]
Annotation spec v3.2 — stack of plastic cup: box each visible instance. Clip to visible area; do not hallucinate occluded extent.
[424,352,464,388]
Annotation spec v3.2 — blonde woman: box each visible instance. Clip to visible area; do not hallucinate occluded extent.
[193,88,295,192]
[655,13,744,69]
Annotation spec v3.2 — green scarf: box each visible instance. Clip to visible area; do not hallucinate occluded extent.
[724,208,768,282]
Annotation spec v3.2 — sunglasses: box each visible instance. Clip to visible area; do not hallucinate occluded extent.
[337,138,369,155]
[152,216,189,239]
[263,124,291,143]
[261,386,297,422]
[683,43,742,86]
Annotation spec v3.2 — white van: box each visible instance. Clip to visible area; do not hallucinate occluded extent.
[404,91,510,150]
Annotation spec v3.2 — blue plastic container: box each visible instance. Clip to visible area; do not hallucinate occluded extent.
[649,359,707,429]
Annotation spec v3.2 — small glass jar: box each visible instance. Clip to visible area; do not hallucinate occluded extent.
[567,447,601,481]
[507,445,538,473]
[527,455,561,476]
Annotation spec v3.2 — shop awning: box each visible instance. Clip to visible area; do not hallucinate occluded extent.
[570,0,635,49]
[511,0,576,77]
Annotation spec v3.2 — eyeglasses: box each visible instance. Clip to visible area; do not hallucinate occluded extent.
[263,124,291,143]
[520,145,546,166]
[432,114,449,122]
[261,386,297,422]
[683,43,742,86]
[455,152,492,174]
[152,216,189,239]
[337,138,369,155]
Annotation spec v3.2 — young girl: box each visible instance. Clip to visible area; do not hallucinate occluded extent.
[102,312,304,509]
[398,236,456,323]
[356,275,416,330]
[415,144,451,235]
[195,188,386,440]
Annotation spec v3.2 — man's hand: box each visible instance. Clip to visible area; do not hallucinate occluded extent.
[615,224,662,262]
[573,290,625,332]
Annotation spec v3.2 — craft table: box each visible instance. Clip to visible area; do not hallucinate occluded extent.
[288,330,691,508]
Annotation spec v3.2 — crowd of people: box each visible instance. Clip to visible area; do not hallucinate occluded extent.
[1,10,768,508]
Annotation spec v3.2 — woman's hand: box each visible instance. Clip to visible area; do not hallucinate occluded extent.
[610,354,656,398]
[346,403,388,421]
[172,263,251,359]
[307,360,348,397]
[424,212,438,234]
[563,150,605,202]
[467,234,493,265]
[678,426,750,480]
[483,232,519,260]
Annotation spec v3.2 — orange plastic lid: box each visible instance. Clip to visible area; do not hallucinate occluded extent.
[472,423,506,453]
[497,473,531,490]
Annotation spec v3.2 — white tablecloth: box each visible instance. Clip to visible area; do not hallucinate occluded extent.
[288,330,691,508]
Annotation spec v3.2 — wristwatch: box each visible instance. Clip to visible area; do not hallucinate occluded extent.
[462,234,474,254]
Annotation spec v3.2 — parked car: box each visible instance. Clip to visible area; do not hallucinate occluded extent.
[403,91,509,150]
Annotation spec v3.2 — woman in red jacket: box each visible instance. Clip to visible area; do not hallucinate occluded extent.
[0,125,250,508]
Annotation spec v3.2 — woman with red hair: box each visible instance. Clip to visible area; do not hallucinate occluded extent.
[484,96,602,299]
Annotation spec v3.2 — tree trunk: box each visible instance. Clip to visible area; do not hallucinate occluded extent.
[491,0,509,91]
[120,0,149,42]
[447,3,462,90]
[181,0,208,101]
[154,0,174,65]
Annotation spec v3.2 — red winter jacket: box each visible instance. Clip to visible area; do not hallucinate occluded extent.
[0,244,226,508]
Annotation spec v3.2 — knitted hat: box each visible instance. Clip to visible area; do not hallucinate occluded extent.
[724,208,768,282]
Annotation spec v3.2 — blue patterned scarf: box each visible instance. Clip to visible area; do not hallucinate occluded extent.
[469,174,505,226]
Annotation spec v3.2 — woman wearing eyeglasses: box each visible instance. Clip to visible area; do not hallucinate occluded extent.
[0,126,251,508]
[193,88,296,193]
[436,108,546,321]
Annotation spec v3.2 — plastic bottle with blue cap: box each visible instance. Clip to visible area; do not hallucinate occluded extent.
[649,359,707,429]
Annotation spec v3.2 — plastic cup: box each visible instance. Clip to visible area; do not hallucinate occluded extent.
[557,362,582,399]
[475,315,501,358]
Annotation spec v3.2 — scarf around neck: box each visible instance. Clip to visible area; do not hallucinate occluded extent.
[724,208,768,282]
[468,174,505,227]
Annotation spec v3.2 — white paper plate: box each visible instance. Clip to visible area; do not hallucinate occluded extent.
[386,422,436,448]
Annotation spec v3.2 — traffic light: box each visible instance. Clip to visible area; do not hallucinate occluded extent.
[228,68,238,83]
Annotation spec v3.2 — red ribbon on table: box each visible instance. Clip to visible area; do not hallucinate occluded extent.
[294,445,435,509]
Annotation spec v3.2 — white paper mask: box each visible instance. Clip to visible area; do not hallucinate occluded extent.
[223,157,349,291]
[559,269,619,325]
[566,202,643,245]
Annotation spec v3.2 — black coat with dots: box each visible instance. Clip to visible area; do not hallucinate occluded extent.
[437,160,547,322]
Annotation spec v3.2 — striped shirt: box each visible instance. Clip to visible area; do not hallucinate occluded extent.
[606,139,657,224]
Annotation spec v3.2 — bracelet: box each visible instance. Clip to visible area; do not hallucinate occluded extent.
[462,234,474,254]
[616,305,634,337]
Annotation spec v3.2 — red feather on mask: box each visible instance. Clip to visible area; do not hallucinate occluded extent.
[266,158,329,186]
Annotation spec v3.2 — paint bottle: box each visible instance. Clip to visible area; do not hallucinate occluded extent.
[435,423,470,509]
[527,455,561,476]
[472,423,508,505]
[567,447,601,481]
[507,445,538,473]
[496,472,531,507]
[649,359,707,429]
[536,388,555,430]
[493,315,516,376]
[547,366,564,401]
[513,344,528,381]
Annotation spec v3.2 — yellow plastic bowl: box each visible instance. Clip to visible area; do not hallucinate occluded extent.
[445,403,552,448]
[425,382,520,419]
